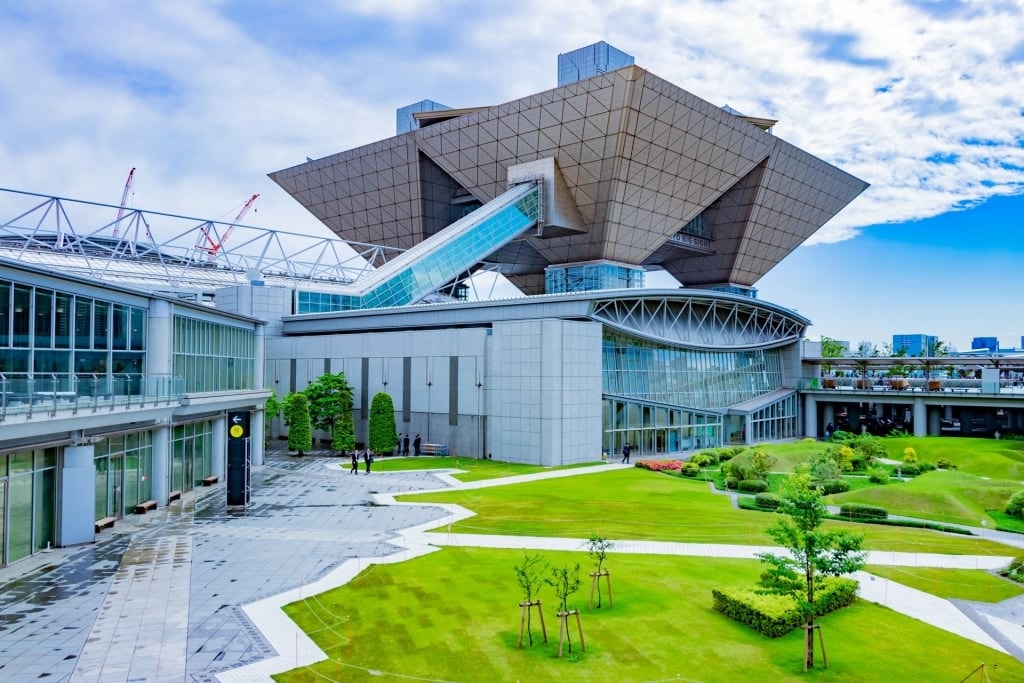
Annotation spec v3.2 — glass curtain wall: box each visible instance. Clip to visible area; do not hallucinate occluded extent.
[0,447,58,566]
[173,316,255,393]
[0,279,147,397]
[745,393,800,443]
[603,397,722,457]
[171,420,214,493]
[602,330,784,410]
[93,432,154,520]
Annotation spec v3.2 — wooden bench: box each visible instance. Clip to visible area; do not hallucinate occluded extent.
[134,500,158,514]
[168,490,182,503]
[202,475,219,486]
[95,516,116,533]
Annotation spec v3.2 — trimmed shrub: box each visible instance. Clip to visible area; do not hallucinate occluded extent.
[839,503,888,520]
[898,463,920,476]
[284,392,313,455]
[712,577,858,638]
[636,460,683,472]
[815,478,850,495]
[724,476,739,490]
[1005,491,1024,518]
[690,451,718,468]
[936,458,954,470]
[1001,556,1024,583]
[902,446,918,463]
[368,392,398,454]
[755,492,781,509]
[918,461,936,472]
[737,479,769,494]
[867,466,890,484]
[831,430,856,442]
[680,461,701,477]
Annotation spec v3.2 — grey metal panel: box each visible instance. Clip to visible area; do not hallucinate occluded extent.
[449,356,458,426]
[403,357,411,422]
[361,357,369,420]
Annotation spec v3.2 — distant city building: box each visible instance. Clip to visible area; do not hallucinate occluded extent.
[802,338,850,357]
[557,41,635,86]
[892,333,938,356]
[395,99,451,134]
[973,337,999,353]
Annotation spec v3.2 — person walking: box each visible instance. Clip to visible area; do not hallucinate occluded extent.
[364,449,373,474]
[350,450,359,474]
[403,433,410,456]
[413,433,421,456]
[621,442,631,464]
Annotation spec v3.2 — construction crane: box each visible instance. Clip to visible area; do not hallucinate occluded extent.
[197,193,258,262]
[112,167,135,238]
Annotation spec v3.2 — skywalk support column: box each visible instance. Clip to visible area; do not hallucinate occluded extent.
[61,443,95,545]
[252,323,266,466]
[147,299,174,503]
[913,397,927,437]
[804,394,818,438]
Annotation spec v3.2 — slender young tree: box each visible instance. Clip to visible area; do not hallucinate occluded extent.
[756,474,866,671]
[586,535,613,608]
[514,553,548,646]
[263,391,284,447]
[368,392,398,454]
[284,392,313,456]
[546,563,582,652]
[303,372,354,453]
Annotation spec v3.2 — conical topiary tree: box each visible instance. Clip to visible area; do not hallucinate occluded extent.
[368,392,398,454]
[284,392,312,456]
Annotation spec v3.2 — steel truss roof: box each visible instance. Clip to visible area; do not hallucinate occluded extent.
[0,187,408,292]
[590,293,807,350]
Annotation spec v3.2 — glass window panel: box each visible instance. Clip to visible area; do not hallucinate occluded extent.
[94,302,110,349]
[112,304,128,350]
[75,298,92,349]
[54,293,72,349]
[130,307,146,351]
[33,467,56,551]
[12,285,30,348]
[0,281,9,347]
[34,289,53,348]
[8,473,33,562]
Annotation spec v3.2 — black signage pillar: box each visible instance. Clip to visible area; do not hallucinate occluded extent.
[226,411,251,506]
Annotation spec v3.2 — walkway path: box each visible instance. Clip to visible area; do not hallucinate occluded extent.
[1,453,1023,682]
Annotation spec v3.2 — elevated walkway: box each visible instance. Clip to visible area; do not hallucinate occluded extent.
[340,180,541,309]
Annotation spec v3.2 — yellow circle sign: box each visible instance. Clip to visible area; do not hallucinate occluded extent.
[230,424,244,438]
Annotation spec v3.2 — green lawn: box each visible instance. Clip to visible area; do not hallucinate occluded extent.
[881,436,1024,481]
[275,548,1024,682]
[370,455,605,482]
[829,469,1022,527]
[402,468,1020,555]
[865,565,1024,602]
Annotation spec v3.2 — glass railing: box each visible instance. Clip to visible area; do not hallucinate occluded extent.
[0,372,185,420]
[800,376,1024,396]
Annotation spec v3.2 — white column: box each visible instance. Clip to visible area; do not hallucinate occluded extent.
[147,300,173,375]
[912,397,927,437]
[212,414,226,481]
[251,409,265,466]
[61,444,96,546]
[804,394,818,438]
[152,423,171,502]
[254,323,266,388]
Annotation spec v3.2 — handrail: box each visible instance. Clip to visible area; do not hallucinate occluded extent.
[0,372,186,421]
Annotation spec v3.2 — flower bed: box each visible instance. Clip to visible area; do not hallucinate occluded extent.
[635,459,683,472]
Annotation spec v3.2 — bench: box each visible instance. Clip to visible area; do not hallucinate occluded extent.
[420,443,449,456]
[95,516,116,533]
[168,490,182,503]
[202,475,219,486]
[134,500,158,514]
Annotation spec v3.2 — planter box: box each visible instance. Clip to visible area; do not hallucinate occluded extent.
[822,379,837,389]
[927,380,942,391]
[855,379,872,390]
[889,379,909,390]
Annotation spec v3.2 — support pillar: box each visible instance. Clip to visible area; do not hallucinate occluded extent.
[928,406,941,436]
[912,397,927,437]
[152,423,171,504]
[60,444,95,546]
[804,394,818,438]
[212,414,226,481]
[251,408,265,466]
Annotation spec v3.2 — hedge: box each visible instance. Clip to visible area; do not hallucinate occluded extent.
[712,577,858,638]
[814,478,850,495]
[838,503,888,520]
[737,479,769,494]
[754,492,781,509]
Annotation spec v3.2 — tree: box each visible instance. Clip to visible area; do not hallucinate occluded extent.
[546,563,582,654]
[757,474,866,671]
[284,392,313,455]
[304,372,354,453]
[368,392,398,454]
[514,553,548,646]
[586,534,614,608]
[819,336,844,376]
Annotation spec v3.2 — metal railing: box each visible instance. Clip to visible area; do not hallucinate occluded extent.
[0,372,184,420]
[799,376,1024,396]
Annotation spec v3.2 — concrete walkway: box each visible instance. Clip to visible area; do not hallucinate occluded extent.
[1,453,1023,682]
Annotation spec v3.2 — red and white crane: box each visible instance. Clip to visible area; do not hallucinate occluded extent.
[197,193,258,262]
[112,167,135,238]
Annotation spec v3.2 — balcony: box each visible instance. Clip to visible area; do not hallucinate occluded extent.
[800,376,1024,396]
[0,372,184,422]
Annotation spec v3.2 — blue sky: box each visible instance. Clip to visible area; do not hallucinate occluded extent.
[0,0,1022,351]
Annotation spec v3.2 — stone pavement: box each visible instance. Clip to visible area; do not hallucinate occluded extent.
[1,452,1024,682]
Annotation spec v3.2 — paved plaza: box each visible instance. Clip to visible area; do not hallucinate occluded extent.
[2,451,1024,681]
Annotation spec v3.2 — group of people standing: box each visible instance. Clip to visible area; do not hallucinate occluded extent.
[350,449,373,475]
[398,433,422,456]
